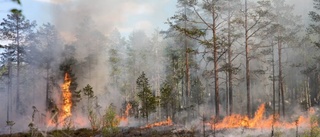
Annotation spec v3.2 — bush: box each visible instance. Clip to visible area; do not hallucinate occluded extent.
[102,104,120,137]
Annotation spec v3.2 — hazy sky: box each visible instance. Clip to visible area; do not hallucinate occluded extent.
[0,0,177,37]
[0,0,315,37]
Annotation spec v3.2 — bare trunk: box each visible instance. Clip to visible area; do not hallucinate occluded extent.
[185,4,191,109]
[278,40,285,117]
[226,71,229,116]
[46,67,49,110]
[277,28,286,117]
[305,78,310,109]
[245,0,251,117]
[272,43,276,119]
[227,3,233,115]
[16,17,21,112]
[212,3,220,119]
[7,60,12,122]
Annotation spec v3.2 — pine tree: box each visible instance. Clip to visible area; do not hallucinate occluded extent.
[308,0,320,107]
[26,23,63,111]
[160,81,174,118]
[136,72,157,123]
[190,76,206,113]
[0,13,36,113]
[168,0,223,119]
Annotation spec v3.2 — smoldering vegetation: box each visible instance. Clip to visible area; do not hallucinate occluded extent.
[0,0,320,136]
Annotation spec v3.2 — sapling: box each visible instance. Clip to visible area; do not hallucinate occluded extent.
[81,84,101,131]
[102,104,120,137]
[28,106,39,136]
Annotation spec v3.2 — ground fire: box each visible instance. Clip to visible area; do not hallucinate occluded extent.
[206,104,316,130]
[142,117,173,128]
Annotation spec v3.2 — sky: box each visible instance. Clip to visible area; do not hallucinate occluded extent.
[0,0,315,38]
[0,0,177,38]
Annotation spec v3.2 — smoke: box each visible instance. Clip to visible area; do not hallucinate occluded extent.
[0,0,319,135]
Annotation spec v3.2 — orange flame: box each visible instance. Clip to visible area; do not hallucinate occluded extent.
[207,104,315,130]
[118,103,132,126]
[46,73,73,127]
[61,73,72,120]
[142,117,173,128]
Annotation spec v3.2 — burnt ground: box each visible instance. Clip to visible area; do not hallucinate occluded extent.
[0,126,198,137]
[0,126,306,137]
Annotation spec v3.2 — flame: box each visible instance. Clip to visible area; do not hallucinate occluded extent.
[142,117,173,128]
[118,103,132,126]
[207,104,315,130]
[61,73,72,120]
[46,73,73,127]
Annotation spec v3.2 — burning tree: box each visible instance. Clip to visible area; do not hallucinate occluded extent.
[59,57,80,109]
[46,56,80,126]
[60,73,72,121]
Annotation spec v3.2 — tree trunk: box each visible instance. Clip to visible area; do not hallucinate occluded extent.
[272,44,276,119]
[304,78,309,109]
[16,18,21,112]
[278,31,285,117]
[7,59,12,122]
[245,0,251,117]
[46,67,49,111]
[227,2,233,115]
[226,70,229,116]
[184,5,191,107]
[212,2,220,119]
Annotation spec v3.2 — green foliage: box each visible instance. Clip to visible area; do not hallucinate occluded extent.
[88,110,100,131]
[160,81,174,117]
[309,0,320,49]
[6,0,22,14]
[102,104,119,137]
[83,84,94,98]
[0,65,7,78]
[11,0,21,5]
[79,84,101,131]
[136,72,157,120]
[0,13,36,43]
[109,48,121,84]
[190,77,206,107]
[127,100,139,118]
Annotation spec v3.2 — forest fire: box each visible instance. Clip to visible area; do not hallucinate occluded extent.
[142,117,173,128]
[207,104,316,130]
[61,73,72,121]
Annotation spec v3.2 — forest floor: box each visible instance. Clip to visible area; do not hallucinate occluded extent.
[0,125,312,137]
[0,126,196,137]
[0,125,320,137]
